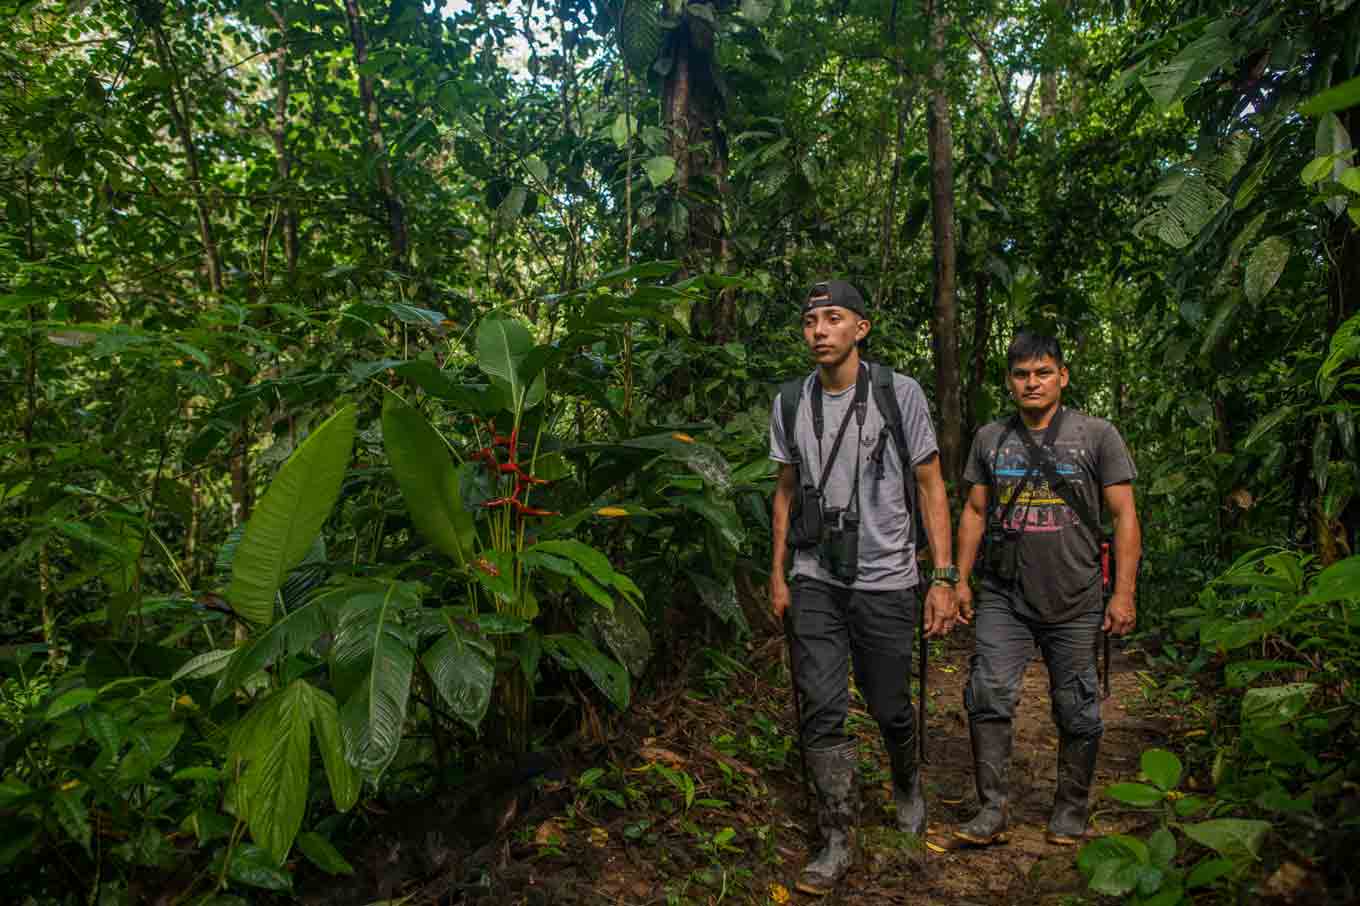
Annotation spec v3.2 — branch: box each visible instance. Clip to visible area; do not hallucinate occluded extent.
[962,23,1019,152]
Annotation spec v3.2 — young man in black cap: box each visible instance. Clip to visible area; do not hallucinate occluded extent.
[769,279,959,895]
[953,330,1141,848]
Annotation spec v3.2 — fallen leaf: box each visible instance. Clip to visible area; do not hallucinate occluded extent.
[534,819,565,846]
[638,745,686,767]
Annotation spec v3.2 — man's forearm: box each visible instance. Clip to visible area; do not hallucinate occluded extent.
[916,467,953,567]
[957,507,985,584]
[771,482,793,578]
[1113,512,1141,599]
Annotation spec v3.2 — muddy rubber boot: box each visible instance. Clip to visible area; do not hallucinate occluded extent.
[953,720,1012,846]
[796,741,860,896]
[889,736,927,836]
[1047,734,1099,845]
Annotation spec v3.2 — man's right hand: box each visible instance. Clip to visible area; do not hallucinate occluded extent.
[956,583,975,625]
[771,574,791,619]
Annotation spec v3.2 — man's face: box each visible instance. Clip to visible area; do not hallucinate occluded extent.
[802,305,868,367]
[1007,354,1068,413]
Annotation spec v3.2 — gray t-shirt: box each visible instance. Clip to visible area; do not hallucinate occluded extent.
[963,408,1137,623]
[770,371,939,590]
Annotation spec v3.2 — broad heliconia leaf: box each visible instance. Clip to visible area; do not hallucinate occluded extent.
[232,680,315,866]
[1141,32,1236,113]
[527,539,618,590]
[675,494,745,549]
[331,585,418,783]
[307,685,360,813]
[1300,75,1360,117]
[172,648,236,682]
[1140,749,1183,791]
[227,406,356,626]
[212,592,339,704]
[381,395,477,567]
[476,316,535,412]
[422,631,494,730]
[52,785,91,854]
[1244,237,1289,303]
[1183,818,1271,861]
[544,633,630,710]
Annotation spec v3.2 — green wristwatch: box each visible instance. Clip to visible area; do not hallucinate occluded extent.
[929,565,960,587]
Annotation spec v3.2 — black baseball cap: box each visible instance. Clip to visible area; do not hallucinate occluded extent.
[802,279,866,318]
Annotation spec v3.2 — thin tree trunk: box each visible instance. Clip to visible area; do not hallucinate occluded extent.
[343,0,409,265]
[966,267,991,445]
[924,0,962,487]
[148,20,222,294]
[878,72,913,298]
[268,5,298,278]
[662,9,731,341]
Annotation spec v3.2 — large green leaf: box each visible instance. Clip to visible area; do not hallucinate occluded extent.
[1183,818,1270,861]
[331,585,417,783]
[1300,75,1360,117]
[381,395,477,567]
[1244,237,1289,303]
[308,685,360,813]
[1241,683,1316,730]
[213,593,339,704]
[422,631,494,731]
[227,406,356,626]
[1104,782,1165,807]
[544,633,630,709]
[297,831,355,876]
[476,317,535,413]
[1140,749,1182,792]
[1141,32,1236,113]
[674,494,745,548]
[232,680,315,866]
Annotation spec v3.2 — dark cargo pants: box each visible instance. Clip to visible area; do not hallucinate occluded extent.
[788,576,918,751]
[964,581,1104,741]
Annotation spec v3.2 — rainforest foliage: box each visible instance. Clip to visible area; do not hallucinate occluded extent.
[1,0,1359,902]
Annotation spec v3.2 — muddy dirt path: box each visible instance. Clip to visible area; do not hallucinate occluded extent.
[414,631,1170,906]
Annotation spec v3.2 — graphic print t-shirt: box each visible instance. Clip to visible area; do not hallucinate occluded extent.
[963,409,1136,623]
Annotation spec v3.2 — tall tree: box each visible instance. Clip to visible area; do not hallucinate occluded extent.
[924,0,962,485]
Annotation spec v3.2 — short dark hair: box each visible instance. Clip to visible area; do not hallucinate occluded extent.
[1007,331,1064,370]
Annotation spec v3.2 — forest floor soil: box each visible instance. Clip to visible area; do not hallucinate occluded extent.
[394,630,1178,906]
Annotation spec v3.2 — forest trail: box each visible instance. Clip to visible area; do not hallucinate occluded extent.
[374,630,1173,906]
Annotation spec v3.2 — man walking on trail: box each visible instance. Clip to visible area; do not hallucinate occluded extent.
[769,279,959,896]
[953,331,1141,848]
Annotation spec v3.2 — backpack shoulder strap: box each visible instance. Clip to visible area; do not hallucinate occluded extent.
[869,362,911,466]
[778,375,806,464]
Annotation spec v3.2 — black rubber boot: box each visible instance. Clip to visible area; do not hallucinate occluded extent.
[953,720,1012,845]
[1047,734,1099,844]
[796,740,860,896]
[889,736,927,836]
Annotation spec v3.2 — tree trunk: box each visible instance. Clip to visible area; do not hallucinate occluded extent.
[966,266,991,445]
[268,5,298,279]
[343,0,409,266]
[924,0,962,487]
[148,20,222,295]
[662,9,732,341]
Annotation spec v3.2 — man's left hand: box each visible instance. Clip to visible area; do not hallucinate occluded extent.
[1104,592,1136,636]
[923,583,958,638]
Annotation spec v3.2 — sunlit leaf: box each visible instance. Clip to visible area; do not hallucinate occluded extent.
[227,407,356,626]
